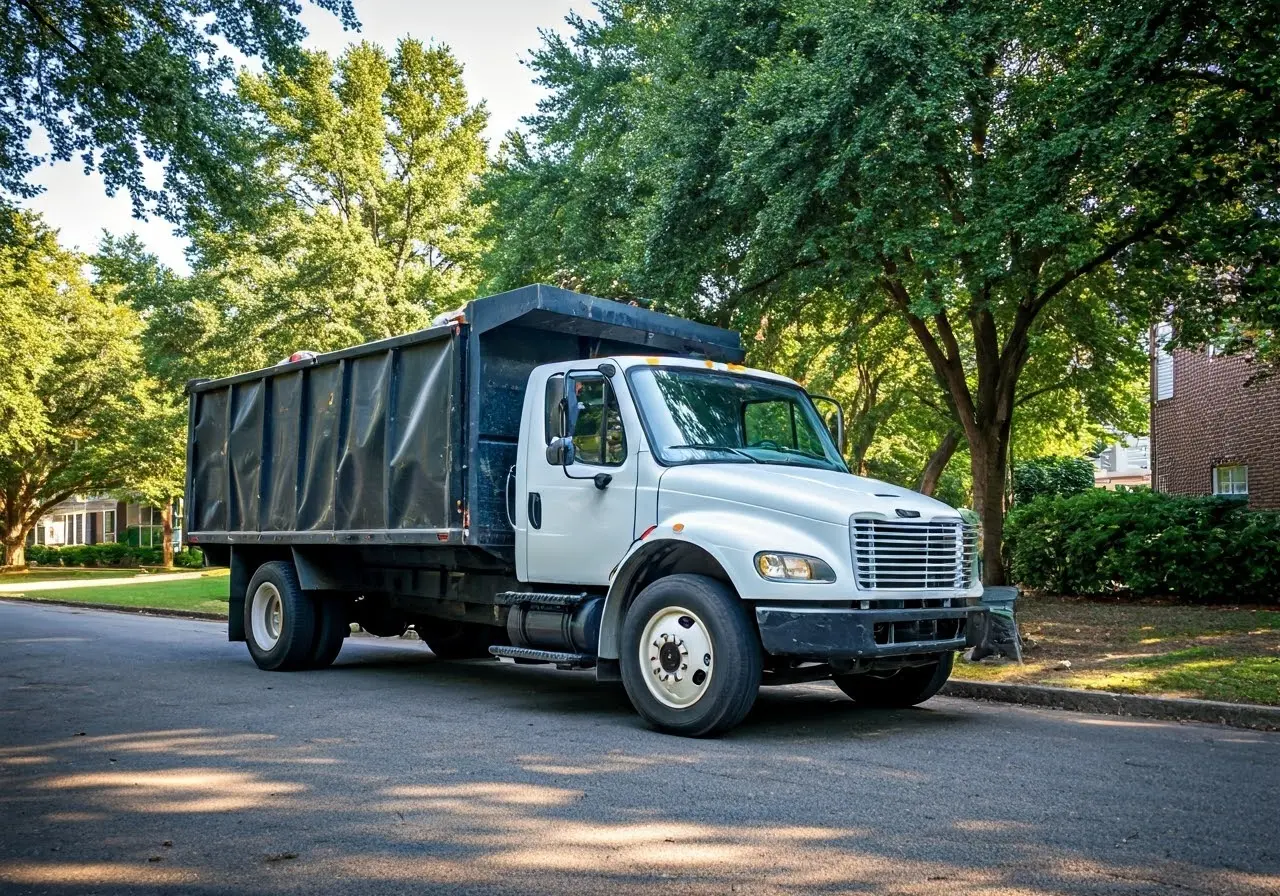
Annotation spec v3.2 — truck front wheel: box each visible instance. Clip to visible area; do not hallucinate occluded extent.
[832,653,954,708]
[620,574,762,737]
[244,561,318,672]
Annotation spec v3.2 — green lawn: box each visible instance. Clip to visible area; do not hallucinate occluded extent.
[4,573,230,615]
[953,596,1280,706]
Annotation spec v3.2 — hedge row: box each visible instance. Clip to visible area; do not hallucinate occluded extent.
[26,543,204,569]
[1004,489,1280,603]
[1012,455,1096,505]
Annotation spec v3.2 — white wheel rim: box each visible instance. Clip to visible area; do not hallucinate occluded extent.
[638,605,714,709]
[251,582,283,650]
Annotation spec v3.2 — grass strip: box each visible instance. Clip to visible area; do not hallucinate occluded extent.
[6,577,230,616]
[952,596,1280,706]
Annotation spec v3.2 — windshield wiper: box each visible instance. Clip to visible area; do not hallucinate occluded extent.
[667,443,759,463]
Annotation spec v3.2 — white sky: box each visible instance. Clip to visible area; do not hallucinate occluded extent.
[23,0,587,272]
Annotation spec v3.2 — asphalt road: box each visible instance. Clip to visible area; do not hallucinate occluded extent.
[1,600,1277,896]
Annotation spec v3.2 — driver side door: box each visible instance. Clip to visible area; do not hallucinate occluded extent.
[522,369,639,586]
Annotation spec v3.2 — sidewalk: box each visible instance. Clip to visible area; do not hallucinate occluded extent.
[0,572,208,593]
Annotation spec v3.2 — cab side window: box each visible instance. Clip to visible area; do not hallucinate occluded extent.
[544,372,626,466]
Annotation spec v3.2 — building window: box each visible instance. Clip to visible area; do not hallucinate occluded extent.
[103,510,116,544]
[1212,465,1248,497]
[1155,323,1174,400]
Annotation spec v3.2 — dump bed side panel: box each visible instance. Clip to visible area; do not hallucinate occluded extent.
[186,329,463,545]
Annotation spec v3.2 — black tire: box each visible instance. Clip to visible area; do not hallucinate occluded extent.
[832,652,955,708]
[243,561,318,672]
[620,574,762,737]
[306,595,351,669]
[418,620,500,660]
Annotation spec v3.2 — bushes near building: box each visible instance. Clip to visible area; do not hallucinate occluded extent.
[1005,489,1280,603]
[1011,455,1096,505]
[25,543,203,570]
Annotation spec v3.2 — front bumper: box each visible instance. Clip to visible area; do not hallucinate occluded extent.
[754,605,987,659]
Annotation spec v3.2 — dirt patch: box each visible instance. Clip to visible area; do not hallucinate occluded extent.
[953,596,1280,705]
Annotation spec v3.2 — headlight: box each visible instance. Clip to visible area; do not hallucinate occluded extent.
[754,552,836,582]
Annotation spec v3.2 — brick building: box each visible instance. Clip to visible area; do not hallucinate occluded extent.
[1150,326,1280,509]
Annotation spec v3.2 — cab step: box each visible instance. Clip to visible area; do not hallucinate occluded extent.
[495,591,590,609]
[488,645,596,669]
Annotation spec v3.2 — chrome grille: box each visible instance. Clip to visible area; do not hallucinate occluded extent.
[850,517,978,590]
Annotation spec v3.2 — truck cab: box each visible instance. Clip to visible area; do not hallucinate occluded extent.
[511,355,981,733]
[187,284,984,737]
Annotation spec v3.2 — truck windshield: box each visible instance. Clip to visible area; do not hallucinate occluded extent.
[628,367,848,471]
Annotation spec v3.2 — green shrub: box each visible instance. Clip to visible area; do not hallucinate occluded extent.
[92,542,136,566]
[26,544,61,566]
[135,546,164,566]
[23,542,170,568]
[1005,489,1280,603]
[1012,455,1096,505]
[172,549,204,569]
[59,544,97,567]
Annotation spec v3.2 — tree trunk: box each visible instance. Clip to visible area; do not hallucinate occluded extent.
[916,430,961,496]
[160,501,175,568]
[969,431,1010,587]
[2,527,28,569]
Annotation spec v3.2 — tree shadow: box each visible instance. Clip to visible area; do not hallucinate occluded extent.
[2,617,1279,894]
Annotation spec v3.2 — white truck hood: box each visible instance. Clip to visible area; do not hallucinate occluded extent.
[658,463,961,526]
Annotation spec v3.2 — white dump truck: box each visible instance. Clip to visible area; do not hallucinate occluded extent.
[186,284,984,736]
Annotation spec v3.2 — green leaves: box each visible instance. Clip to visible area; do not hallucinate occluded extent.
[1011,456,1096,505]
[1,0,358,224]
[0,210,164,563]
[1005,489,1280,602]
[166,40,489,375]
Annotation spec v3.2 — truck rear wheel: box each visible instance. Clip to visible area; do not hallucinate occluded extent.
[244,561,318,672]
[832,653,954,708]
[620,574,761,737]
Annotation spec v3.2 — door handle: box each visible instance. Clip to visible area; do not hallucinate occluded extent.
[528,492,542,530]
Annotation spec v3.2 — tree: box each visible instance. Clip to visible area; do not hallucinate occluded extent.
[173,40,490,374]
[485,0,1279,584]
[94,233,191,566]
[2,0,357,223]
[0,211,159,567]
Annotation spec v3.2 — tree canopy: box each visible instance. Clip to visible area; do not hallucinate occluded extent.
[0,210,164,566]
[480,0,1280,582]
[2,0,357,223]
[154,40,490,376]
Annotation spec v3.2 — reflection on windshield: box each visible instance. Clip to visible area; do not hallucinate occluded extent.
[629,367,846,471]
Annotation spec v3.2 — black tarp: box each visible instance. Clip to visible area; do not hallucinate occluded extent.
[186,284,744,555]
[188,330,460,541]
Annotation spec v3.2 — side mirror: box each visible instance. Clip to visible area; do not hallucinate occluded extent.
[809,394,846,455]
[546,436,576,467]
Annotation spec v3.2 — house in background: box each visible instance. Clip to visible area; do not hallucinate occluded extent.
[25,495,181,549]
[1150,324,1280,509]
[1092,435,1151,489]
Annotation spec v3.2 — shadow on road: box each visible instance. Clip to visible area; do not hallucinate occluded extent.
[1,609,1278,894]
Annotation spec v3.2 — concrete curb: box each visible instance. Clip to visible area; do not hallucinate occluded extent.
[0,596,224,622]
[942,679,1280,732]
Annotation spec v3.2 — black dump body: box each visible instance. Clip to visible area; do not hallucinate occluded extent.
[185,284,743,567]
